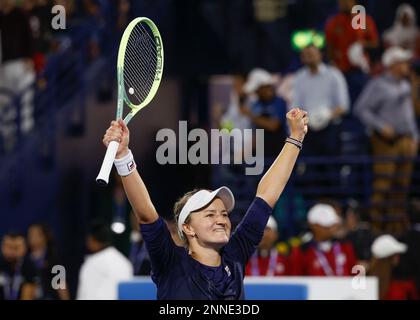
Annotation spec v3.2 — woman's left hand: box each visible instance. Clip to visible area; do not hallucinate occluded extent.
[287,107,308,142]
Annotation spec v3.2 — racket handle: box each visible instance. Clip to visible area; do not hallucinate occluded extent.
[96,140,119,186]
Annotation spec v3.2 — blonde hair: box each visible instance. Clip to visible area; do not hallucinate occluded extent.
[173,189,201,244]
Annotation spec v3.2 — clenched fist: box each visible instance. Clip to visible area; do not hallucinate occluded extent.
[102,119,130,158]
[287,108,308,142]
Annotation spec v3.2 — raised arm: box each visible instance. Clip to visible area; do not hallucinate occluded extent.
[102,119,158,224]
[256,108,308,208]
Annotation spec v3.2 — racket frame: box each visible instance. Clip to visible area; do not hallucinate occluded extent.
[117,17,164,124]
[96,17,164,186]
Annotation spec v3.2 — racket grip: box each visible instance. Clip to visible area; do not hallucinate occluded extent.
[96,140,119,186]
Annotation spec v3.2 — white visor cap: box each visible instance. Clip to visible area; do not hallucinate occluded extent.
[243,68,275,94]
[371,235,407,259]
[307,203,341,227]
[382,46,412,68]
[177,186,235,239]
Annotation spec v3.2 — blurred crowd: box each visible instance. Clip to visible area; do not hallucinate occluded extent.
[217,0,420,234]
[0,0,131,82]
[0,216,180,300]
[0,223,70,299]
[245,203,420,300]
[0,0,131,152]
[212,0,420,300]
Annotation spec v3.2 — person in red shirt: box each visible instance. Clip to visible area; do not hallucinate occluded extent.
[245,216,290,276]
[291,203,357,276]
[325,0,379,74]
[369,235,418,300]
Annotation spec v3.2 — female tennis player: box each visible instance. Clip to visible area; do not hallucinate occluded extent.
[102,107,308,299]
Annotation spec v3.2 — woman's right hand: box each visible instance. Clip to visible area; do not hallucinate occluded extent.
[102,119,130,159]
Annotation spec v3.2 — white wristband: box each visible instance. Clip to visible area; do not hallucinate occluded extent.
[114,150,136,176]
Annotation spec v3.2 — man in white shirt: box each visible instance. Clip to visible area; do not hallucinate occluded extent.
[292,44,349,146]
[77,222,133,300]
[292,45,350,194]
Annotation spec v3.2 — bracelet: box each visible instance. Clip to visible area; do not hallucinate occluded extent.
[285,137,303,150]
[287,136,303,144]
[114,149,136,176]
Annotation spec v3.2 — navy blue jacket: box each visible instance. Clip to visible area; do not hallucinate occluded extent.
[140,197,272,300]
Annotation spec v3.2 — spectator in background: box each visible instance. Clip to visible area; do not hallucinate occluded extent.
[77,222,133,300]
[116,0,131,31]
[212,75,257,203]
[27,223,70,299]
[369,234,417,300]
[354,46,419,234]
[23,0,54,74]
[342,204,374,271]
[325,0,379,104]
[292,204,357,276]
[218,75,253,165]
[241,68,288,160]
[383,4,420,58]
[394,200,420,297]
[292,44,349,191]
[245,216,290,276]
[0,0,34,86]
[0,232,37,300]
[325,0,379,73]
[293,45,349,135]
[0,0,36,153]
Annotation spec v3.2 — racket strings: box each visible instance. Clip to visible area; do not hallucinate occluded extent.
[130,27,159,79]
[131,27,158,63]
[124,39,156,83]
[123,60,153,103]
[138,22,160,53]
[123,56,154,103]
[134,25,159,57]
[124,48,155,99]
[123,23,159,106]
[135,23,160,62]
[130,24,158,70]
[123,50,152,102]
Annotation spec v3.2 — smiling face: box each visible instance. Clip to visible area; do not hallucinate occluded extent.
[183,198,231,249]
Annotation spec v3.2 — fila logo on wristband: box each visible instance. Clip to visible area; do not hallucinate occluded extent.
[127,160,135,171]
[114,150,136,176]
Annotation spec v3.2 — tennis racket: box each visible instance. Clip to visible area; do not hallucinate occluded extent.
[96,17,164,186]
